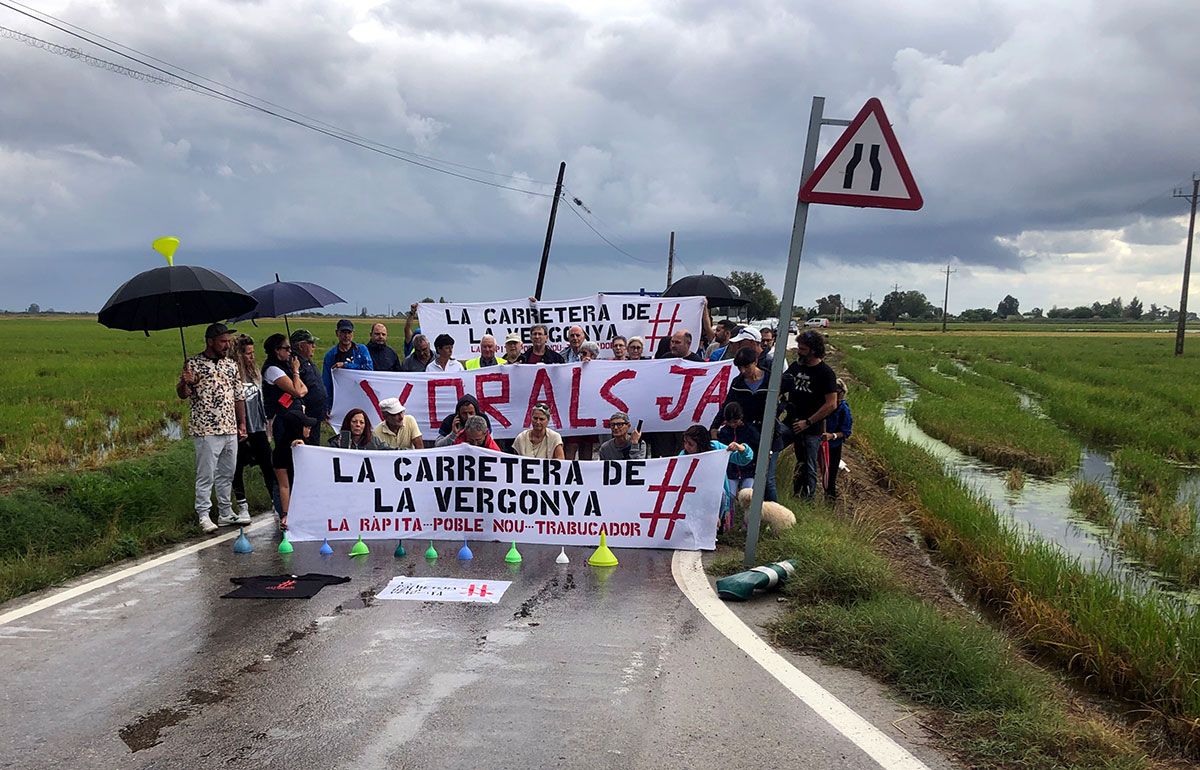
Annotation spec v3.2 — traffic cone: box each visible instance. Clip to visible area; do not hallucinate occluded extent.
[277,532,293,554]
[504,541,522,564]
[233,528,253,554]
[587,532,618,567]
[349,536,369,557]
[425,541,438,559]
[394,540,407,558]
[555,547,569,565]
[319,539,334,555]
[457,539,474,560]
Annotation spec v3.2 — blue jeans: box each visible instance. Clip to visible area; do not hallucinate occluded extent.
[793,434,823,500]
[765,451,778,503]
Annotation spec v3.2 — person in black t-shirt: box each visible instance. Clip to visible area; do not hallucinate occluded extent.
[783,330,838,500]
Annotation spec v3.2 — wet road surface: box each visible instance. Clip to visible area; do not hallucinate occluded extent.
[0,522,945,769]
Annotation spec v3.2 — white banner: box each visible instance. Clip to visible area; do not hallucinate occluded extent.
[332,359,734,439]
[376,577,512,604]
[287,443,727,550]
[416,294,706,358]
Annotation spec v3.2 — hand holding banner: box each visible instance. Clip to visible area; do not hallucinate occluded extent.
[287,443,727,551]
[417,294,706,358]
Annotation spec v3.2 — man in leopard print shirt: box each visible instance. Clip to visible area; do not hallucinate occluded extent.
[177,323,248,533]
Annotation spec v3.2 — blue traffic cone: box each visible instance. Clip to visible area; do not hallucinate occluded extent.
[457,539,474,560]
[233,528,253,554]
[319,538,334,556]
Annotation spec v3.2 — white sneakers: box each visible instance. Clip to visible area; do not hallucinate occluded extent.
[198,516,219,533]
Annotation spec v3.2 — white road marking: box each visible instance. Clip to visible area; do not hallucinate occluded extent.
[672,549,931,770]
[0,518,274,627]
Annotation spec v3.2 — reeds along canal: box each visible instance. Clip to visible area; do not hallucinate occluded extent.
[880,365,1200,605]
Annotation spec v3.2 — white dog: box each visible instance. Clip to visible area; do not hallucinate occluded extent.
[735,488,797,531]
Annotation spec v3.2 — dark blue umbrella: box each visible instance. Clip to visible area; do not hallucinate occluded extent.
[229,273,346,334]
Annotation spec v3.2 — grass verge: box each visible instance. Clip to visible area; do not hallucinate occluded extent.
[841,372,1200,755]
[712,482,1153,768]
[0,441,273,604]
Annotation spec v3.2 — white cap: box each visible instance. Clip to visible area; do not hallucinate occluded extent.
[379,397,406,415]
[731,326,762,343]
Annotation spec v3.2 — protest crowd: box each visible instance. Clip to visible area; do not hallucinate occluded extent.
[178,299,851,534]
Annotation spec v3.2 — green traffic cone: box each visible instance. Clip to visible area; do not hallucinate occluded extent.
[425,541,438,559]
[349,536,370,557]
[587,532,618,567]
[504,541,522,564]
[394,540,406,558]
[277,532,293,554]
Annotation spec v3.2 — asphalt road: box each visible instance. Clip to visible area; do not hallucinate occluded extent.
[0,521,952,769]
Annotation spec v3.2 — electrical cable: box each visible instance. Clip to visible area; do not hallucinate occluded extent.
[0,0,554,196]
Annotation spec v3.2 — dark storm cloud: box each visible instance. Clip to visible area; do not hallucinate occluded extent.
[1,0,1199,312]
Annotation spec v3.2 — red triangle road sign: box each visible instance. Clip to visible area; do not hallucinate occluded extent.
[799,98,923,210]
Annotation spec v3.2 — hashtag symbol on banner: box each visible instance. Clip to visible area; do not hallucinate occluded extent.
[640,457,699,540]
[646,302,683,352]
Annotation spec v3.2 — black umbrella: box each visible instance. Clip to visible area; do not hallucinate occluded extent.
[98,264,257,359]
[228,273,346,335]
[662,273,748,308]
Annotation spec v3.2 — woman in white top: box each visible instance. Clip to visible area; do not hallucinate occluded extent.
[231,334,275,521]
[512,403,565,459]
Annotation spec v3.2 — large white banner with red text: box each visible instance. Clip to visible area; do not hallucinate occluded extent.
[332,359,734,438]
[287,443,727,550]
[417,294,705,358]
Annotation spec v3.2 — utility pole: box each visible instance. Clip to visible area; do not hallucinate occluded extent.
[534,161,567,300]
[941,264,956,333]
[890,282,900,328]
[1173,176,1199,356]
[666,231,675,289]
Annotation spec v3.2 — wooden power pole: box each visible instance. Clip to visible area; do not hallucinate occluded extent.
[666,231,675,289]
[941,264,956,332]
[1174,177,1199,355]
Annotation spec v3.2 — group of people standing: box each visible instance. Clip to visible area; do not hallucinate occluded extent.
[178,310,851,536]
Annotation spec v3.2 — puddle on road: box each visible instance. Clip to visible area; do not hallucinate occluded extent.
[880,365,1200,603]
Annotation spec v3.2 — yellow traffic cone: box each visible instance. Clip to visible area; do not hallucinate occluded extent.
[587,531,618,567]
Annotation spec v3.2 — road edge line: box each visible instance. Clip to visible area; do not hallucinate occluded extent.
[0,518,274,626]
[671,549,930,770]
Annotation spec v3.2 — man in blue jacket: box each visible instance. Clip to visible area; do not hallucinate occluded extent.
[323,319,374,416]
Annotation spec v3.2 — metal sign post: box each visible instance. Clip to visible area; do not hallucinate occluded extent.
[742,96,834,565]
[742,95,922,566]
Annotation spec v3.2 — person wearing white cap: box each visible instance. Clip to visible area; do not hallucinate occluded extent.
[372,398,424,450]
[501,332,523,364]
[722,325,762,362]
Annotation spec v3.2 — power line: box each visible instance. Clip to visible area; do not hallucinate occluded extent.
[0,0,555,197]
[559,196,659,265]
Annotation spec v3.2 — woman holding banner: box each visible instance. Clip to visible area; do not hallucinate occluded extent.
[330,408,388,450]
[626,336,646,360]
[513,403,565,459]
[681,424,753,532]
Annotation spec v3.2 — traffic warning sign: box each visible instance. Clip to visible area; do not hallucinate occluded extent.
[799,98,922,210]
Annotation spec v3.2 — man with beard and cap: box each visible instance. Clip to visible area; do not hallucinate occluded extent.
[288,328,328,445]
[366,322,402,371]
[322,319,374,418]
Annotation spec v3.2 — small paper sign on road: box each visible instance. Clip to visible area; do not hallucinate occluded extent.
[376,576,512,604]
[799,97,923,210]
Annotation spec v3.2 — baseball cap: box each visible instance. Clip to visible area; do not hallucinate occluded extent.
[289,329,317,344]
[504,332,522,344]
[205,322,236,339]
[731,326,762,343]
[379,397,406,415]
[336,319,355,332]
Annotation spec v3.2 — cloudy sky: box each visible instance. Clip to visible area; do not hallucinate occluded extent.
[1,0,1198,315]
